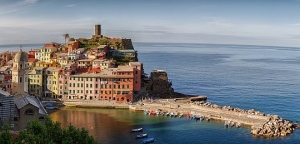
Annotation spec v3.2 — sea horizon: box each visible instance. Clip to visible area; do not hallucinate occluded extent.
[1,42,300,51]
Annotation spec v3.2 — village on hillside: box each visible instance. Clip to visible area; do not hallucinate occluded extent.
[0,25,181,131]
[0,25,146,130]
[0,25,145,101]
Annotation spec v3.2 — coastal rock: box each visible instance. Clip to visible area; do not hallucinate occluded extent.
[251,118,296,138]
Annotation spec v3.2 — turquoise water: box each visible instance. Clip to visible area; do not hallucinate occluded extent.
[1,43,300,143]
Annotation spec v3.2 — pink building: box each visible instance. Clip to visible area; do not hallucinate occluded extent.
[64,63,142,103]
[58,69,71,98]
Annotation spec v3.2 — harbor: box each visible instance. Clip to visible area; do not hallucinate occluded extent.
[62,96,299,138]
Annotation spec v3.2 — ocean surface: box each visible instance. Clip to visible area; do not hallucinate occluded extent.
[1,43,300,144]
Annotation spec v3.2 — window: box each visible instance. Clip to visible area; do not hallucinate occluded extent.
[25,109,34,115]
[86,90,88,94]
[77,83,80,87]
[90,78,92,81]
[90,84,92,88]
[86,84,88,88]
[69,83,72,87]
[19,77,22,83]
[81,83,83,87]
[73,90,75,94]
[81,90,83,93]
[95,84,98,88]
[90,90,92,94]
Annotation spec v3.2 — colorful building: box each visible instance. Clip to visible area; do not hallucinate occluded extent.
[28,67,44,96]
[43,67,61,98]
[35,47,58,63]
[28,49,38,66]
[92,59,114,70]
[58,69,71,98]
[0,67,12,93]
[78,59,93,68]
[66,41,79,52]
[65,64,142,103]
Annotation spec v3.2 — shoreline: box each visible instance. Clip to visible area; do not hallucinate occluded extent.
[61,98,299,138]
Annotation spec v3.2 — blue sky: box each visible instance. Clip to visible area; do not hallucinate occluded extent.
[1,0,300,47]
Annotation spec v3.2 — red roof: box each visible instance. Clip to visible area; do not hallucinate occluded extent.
[88,68,101,73]
[76,68,89,73]
[28,58,36,62]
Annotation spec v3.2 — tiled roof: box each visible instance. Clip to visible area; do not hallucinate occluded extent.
[14,95,47,115]
[88,68,101,73]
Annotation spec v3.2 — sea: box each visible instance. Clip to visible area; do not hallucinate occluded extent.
[1,42,300,144]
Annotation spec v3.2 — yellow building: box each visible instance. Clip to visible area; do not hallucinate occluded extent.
[57,53,69,67]
[28,67,44,96]
[52,68,60,96]
[35,47,57,63]
[35,61,51,68]
[44,67,61,98]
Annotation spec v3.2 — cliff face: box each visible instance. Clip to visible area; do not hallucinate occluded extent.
[121,39,134,50]
[144,70,193,98]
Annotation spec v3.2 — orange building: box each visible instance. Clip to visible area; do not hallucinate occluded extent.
[66,41,79,52]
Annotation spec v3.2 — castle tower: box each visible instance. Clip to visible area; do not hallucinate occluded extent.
[95,24,101,36]
[12,48,28,95]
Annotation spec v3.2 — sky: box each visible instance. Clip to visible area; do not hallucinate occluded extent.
[1,0,300,47]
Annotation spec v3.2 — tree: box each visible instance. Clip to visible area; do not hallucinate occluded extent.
[0,123,14,144]
[4,118,100,144]
[63,33,70,44]
[69,37,75,41]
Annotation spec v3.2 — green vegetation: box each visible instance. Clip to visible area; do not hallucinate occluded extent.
[69,37,75,41]
[113,56,130,65]
[76,36,122,50]
[0,118,99,144]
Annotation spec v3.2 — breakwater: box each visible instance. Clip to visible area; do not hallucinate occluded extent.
[62,99,298,138]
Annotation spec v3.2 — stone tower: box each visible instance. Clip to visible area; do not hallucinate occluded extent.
[12,48,28,95]
[95,24,101,36]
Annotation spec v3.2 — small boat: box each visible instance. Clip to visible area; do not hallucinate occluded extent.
[236,122,241,128]
[144,110,149,115]
[130,128,143,133]
[143,138,154,144]
[135,133,148,139]
[179,114,183,118]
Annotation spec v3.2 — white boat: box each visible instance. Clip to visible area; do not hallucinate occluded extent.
[130,128,143,133]
[135,133,148,139]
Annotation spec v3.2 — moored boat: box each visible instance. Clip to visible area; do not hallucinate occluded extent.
[143,137,154,144]
[135,133,148,139]
[130,128,143,133]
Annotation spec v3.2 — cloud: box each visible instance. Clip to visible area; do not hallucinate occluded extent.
[23,0,40,4]
[0,0,40,16]
[65,4,77,8]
